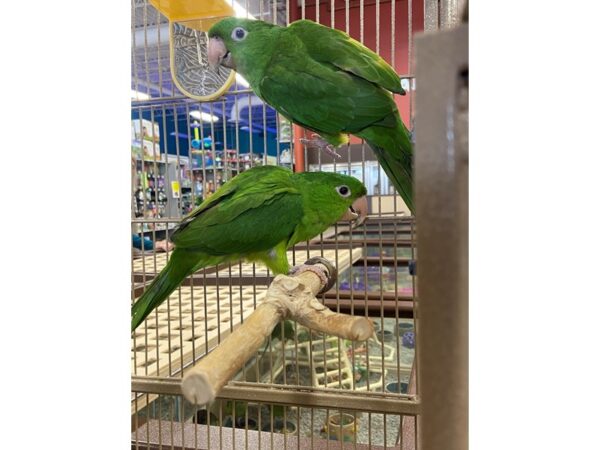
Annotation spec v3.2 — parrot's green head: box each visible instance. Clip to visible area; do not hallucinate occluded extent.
[294,171,369,228]
[208,18,279,82]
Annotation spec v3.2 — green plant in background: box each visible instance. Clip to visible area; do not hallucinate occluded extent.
[272,404,285,418]
[224,400,249,418]
[271,319,296,343]
[297,327,310,342]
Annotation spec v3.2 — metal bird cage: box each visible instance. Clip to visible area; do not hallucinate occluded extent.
[131,0,467,449]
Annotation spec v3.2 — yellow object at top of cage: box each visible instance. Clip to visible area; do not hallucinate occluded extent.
[149,0,234,30]
[145,0,237,101]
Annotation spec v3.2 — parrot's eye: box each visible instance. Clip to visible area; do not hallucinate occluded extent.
[231,27,248,41]
[336,185,351,198]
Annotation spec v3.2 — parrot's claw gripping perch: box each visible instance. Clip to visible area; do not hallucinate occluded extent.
[288,257,338,294]
[300,134,342,159]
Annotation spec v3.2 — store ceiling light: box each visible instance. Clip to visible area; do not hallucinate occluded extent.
[189,110,220,122]
[131,89,151,100]
[236,73,250,88]
[233,1,256,19]
[400,78,413,92]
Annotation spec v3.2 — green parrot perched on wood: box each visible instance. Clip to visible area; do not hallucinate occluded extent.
[132,165,367,331]
[207,18,414,213]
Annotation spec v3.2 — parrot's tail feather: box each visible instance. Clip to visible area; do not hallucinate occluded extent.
[361,117,414,213]
[366,138,414,213]
[131,249,203,331]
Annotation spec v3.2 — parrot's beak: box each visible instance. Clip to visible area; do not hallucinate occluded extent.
[341,196,368,227]
[208,37,236,70]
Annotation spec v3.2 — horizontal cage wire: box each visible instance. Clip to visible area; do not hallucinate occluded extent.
[131,0,426,448]
[132,392,417,448]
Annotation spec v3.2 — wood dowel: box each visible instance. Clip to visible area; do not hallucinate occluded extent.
[296,309,374,341]
[181,301,282,406]
[181,263,374,406]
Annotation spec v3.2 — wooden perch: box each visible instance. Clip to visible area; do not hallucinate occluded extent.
[181,258,374,406]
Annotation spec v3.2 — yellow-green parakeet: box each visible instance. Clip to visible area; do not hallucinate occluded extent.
[132,165,367,331]
[208,18,413,212]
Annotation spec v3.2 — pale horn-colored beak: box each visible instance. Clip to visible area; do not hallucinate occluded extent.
[340,196,368,227]
[207,36,235,70]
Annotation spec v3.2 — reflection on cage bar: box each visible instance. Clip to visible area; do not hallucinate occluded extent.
[131,0,430,448]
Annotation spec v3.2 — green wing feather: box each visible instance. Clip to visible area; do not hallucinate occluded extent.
[288,20,405,95]
[259,48,397,137]
[132,166,304,331]
[170,166,303,254]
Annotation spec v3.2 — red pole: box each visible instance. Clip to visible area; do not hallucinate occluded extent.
[292,124,306,173]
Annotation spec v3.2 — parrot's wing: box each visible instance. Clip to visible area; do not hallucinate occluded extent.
[259,54,397,136]
[288,20,405,95]
[175,165,258,224]
[170,166,303,255]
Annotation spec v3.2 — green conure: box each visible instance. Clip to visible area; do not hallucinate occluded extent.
[132,165,367,331]
[207,18,414,213]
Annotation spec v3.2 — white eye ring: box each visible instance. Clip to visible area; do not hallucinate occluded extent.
[336,185,351,198]
[231,27,248,41]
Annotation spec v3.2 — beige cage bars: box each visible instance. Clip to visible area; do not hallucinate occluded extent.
[131,0,467,448]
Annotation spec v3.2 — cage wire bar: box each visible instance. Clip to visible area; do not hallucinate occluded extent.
[131,0,466,448]
[414,17,468,450]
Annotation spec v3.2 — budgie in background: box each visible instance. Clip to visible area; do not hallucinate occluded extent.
[132,165,367,331]
[207,18,414,213]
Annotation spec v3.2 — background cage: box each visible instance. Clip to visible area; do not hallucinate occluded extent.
[131,1,467,449]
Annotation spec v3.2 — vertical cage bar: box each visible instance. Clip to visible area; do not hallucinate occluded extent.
[415,23,468,450]
[424,0,440,31]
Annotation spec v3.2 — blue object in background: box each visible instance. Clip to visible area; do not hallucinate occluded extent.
[132,234,154,250]
[402,331,415,349]
[339,279,366,291]
[132,107,285,159]
[385,381,400,393]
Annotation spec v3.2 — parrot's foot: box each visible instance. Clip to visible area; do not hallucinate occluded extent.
[300,134,341,159]
[287,257,338,295]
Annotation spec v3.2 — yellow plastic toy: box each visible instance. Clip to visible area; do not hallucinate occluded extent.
[149,0,237,101]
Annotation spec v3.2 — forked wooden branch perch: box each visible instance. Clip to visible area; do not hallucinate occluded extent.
[181,258,374,406]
